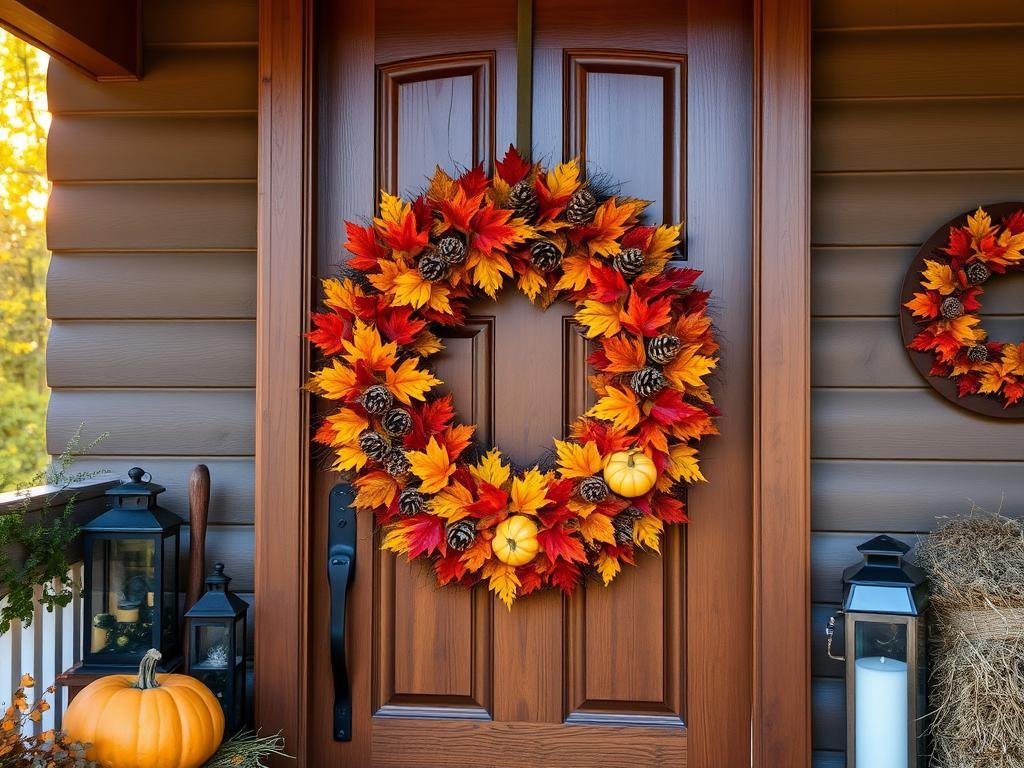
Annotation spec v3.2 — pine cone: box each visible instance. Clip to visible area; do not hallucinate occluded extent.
[381,408,413,437]
[613,247,645,280]
[358,431,390,461]
[967,344,989,363]
[630,366,669,398]
[509,179,538,220]
[966,261,991,285]
[419,251,450,282]
[613,515,634,545]
[437,235,467,265]
[578,475,610,503]
[445,519,477,551]
[530,239,563,272]
[398,487,425,516]
[384,448,411,477]
[360,384,394,415]
[940,296,964,319]
[566,188,597,225]
[647,334,682,365]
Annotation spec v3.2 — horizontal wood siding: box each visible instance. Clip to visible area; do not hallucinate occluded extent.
[45,0,257,602]
[810,0,1024,758]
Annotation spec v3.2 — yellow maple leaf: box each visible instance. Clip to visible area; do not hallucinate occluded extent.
[517,263,547,302]
[332,443,367,472]
[467,248,514,298]
[920,259,958,295]
[997,228,1024,266]
[944,315,985,345]
[662,345,717,392]
[322,277,365,313]
[392,264,436,309]
[576,300,623,338]
[385,357,441,404]
[407,436,455,494]
[967,207,995,241]
[587,198,646,257]
[978,365,1005,395]
[425,282,453,315]
[353,470,399,509]
[381,524,410,556]
[460,536,493,572]
[342,320,398,371]
[374,190,410,228]
[595,552,621,586]
[1000,342,1024,377]
[322,408,369,447]
[368,258,403,294]
[645,224,682,273]
[546,158,582,199]
[426,165,456,203]
[483,560,521,609]
[554,253,595,292]
[633,515,663,552]
[555,439,603,479]
[509,468,549,514]
[666,443,705,484]
[409,330,444,357]
[587,386,641,430]
[580,512,616,546]
[310,359,357,400]
[471,448,511,488]
[568,497,597,518]
[430,480,475,521]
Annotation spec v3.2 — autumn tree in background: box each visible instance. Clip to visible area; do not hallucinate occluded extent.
[0,29,49,489]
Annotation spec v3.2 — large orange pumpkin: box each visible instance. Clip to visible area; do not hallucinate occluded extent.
[63,649,224,768]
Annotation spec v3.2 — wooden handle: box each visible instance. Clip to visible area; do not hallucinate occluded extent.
[185,464,211,612]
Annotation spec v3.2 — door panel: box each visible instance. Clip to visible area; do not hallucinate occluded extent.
[312,0,752,764]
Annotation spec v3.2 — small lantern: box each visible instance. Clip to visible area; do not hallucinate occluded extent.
[826,535,928,768]
[80,467,183,672]
[185,563,248,732]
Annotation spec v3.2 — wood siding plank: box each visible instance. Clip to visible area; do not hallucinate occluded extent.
[813,751,844,768]
[47,321,256,387]
[813,98,1024,172]
[47,252,256,319]
[812,247,914,316]
[47,389,255,456]
[811,678,844,752]
[181,524,254,592]
[812,317,1024,387]
[47,182,257,251]
[69,458,254,525]
[810,603,845,679]
[813,27,1024,99]
[814,0,1024,30]
[47,48,257,114]
[144,0,258,44]
[813,460,1024,531]
[813,171,1024,246]
[812,389,1024,460]
[48,115,256,181]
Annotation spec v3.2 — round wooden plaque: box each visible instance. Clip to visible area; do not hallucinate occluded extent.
[899,201,1024,419]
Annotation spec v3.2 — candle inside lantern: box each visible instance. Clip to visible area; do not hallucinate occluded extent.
[855,655,908,768]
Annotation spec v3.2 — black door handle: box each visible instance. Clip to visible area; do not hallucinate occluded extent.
[327,484,356,741]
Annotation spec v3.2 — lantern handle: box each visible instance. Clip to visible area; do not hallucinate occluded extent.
[825,611,846,662]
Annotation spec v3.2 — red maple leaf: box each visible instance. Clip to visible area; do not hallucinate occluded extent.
[457,164,490,197]
[407,395,456,450]
[517,565,544,596]
[467,482,510,528]
[957,372,981,398]
[534,177,574,222]
[588,264,628,302]
[647,389,703,426]
[620,292,673,336]
[944,226,972,259]
[401,514,445,560]
[471,204,522,254]
[435,551,468,585]
[651,492,688,523]
[537,526,587,564]
[381,211,430,253]
[495,145,531,186]
[621,226,655,251]
[411,195,434,232]
[1003,380,1024,407]
[345,222,388,271]
[374,306,426,345]
[307,312,351,355]
[546,559,582,595]
[1004,209,1024,234]
[440,187,485,233]
[960,286,983,312]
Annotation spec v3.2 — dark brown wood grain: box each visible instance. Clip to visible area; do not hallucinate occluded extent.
[185,464,211,611]
[753,0,811,766]
[0,0,140,80]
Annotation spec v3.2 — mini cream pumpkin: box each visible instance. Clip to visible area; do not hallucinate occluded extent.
[603,449,658,498]
[491,515,539,566]
[63,649,224,768]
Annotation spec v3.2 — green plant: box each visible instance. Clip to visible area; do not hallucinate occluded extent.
[0,425,107,634]
[0,674,95,767]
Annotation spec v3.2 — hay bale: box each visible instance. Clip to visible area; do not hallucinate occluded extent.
[917,512,1024,768]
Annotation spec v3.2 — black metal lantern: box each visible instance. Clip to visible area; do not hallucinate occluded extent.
[825,535,928,768]
[185,563,248,732]
[80,467,183,673]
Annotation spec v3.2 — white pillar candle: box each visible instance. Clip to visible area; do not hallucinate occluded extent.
[855,656,908,768]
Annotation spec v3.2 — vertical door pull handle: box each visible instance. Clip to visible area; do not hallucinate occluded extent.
[327,484,357,741]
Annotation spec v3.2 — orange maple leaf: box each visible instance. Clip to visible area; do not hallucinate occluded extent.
[407,436,455,494]
[353,470,400,509]
[385,357,442,404]
[509,468,549,515]
[587,386,641,430]
[342,320,397,371]
[904,291,941,320]
[554,439,603,479]
[576,300,623,338]
[920,259,958,295]
[586,198,646,257]
[601,334,646,373]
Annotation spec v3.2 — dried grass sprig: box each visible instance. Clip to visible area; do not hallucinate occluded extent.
[203,730,290,768]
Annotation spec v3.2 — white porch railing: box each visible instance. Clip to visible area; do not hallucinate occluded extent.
[0,479,115,732]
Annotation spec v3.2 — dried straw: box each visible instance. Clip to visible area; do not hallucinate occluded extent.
[916,511,1024,768]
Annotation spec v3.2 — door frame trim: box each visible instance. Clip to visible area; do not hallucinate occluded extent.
[254,0,812,763]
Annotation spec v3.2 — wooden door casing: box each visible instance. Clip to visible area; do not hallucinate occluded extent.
[309,1,753,765]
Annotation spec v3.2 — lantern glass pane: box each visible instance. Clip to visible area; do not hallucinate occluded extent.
[192,622,232,716]
[234,615,245,667]
[90,538,156,657]
[848,584,914,614]
[161,534,178,649]
[233,662,246,728]
[854,620,909,768]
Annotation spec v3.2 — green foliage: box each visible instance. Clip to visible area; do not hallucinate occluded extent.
[0,29,50,490]
[0,426,107,635]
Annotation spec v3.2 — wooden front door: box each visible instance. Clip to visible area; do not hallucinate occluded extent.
[308,1,753,765]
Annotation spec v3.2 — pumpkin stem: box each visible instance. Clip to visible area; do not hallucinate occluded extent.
[134,648,162,690]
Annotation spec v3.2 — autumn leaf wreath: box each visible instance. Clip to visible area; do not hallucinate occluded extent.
[904,206,1024,408]
[307,146,719,607]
